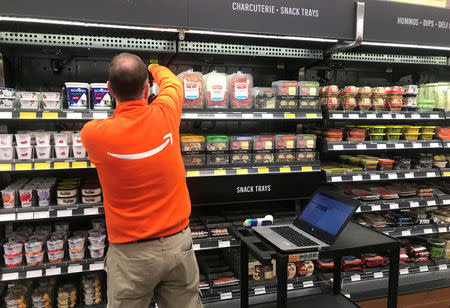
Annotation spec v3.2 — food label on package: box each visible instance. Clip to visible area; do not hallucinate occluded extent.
[184,82,200,100]
[234,83,249,99]
[210,85,225,101]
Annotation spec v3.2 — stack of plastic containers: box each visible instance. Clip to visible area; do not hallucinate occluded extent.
[340,86,358,111]
[320,85,340,110]
[403,85,418,110]
[0,88,15,109]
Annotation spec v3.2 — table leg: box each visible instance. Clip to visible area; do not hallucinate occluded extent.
[276,254,289,308]
[333,256,342,294]
[240,242,249,308]
[387,244,400,308]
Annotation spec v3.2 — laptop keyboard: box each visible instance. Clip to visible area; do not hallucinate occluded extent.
[271,226,318,247]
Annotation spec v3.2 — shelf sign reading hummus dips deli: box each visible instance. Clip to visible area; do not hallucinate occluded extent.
[187,0,355,40]
[365,0,450,47]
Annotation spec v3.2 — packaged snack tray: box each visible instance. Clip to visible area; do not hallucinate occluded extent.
[206,135,229,152]
[272,81,299,97]
[207,154,229,165]
[299,97,319,109]
[183,154,206,166]
[276,97,298,109]
[230,153,252,164]
[253,136,275,151]
[229,136,252,152]
[253,153,274,164]
[253,87,275,109]
[181,135,205,153]
[299,81,319,97]
[275,152,296,162]
[178,70,204,108]
[275,135,296,151]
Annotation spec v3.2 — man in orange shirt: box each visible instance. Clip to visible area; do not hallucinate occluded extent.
[81,53,202,308]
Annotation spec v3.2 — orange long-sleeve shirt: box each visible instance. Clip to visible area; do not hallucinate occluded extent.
[81,65,190,243]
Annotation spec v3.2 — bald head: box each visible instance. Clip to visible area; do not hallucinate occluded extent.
[108,53,149,103]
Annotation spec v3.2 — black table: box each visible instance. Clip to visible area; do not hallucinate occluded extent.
[231,222,400,308]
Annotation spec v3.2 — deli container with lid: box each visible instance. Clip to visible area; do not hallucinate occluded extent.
[35,145,51,159]
[90,83,113,109]
[183,154,206,166]
[229,136,252,152]
[55,145,70,159]
[72,145,87,158]
[357,97,372,110]
[296,135,316,150]
[275,135,296,151]
[360,159,378,171]
[299,81,319,97]
[323,85,339,95]
[341,86,358,96]
[372,97,387,111]
[229,72,253,109]
[253,153,274,164]
[342,96,357,111]
[230,153,252,164]
[253,136,275,151]
[205,135,229,152]
[253,87,276,109]
[206,154,229,165]
[275,152,296,162]
[378,159,394,170]
[370,133,386,141]
[178,70,204,109]
[15,146,33,160]
[359,86,372,96]
[394,157,411,170]
[387,133,402,140]
[180,135,205,153]
[204,71,228,108]
[421,126,436,134]
[320,97,340,110]
[403,97,417,110]
[65,82,89,109]
[15,133,31,147]
[404,126,421,134]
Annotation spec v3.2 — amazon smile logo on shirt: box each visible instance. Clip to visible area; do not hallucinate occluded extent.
[107,133,173,160]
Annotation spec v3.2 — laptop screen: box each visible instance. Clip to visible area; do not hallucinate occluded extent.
[297,192,355,236]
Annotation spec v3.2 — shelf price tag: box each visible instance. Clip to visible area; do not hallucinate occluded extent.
[430,113,440,119]
[193,244,200,251]
[280,167,291,173]
[186,171,200,177]
[218,241,230,248]
[17,212,33,220]
[419,266,428,272]
[443,172,450,177]
[395,143,405,149]
[34,162,50,170]
[438,264,448,271]
[303,281,314,288]
[242,113,254,119]
[396,114,405,119]
[236,169,248,175]
[401,230,411,237]
[438,227,448,233]
[377,144,387,149]
[54,162,70,169]
[93,112,108,119]
[426,172,436,177]
[333,144,344,151]
[405,173,414,179]
[443,199,450,205]
[15,163,32,171]
[26,270,42,278]
[214,113,227,119]
[410,202,419,208]
[350,274,361,282]
[72,161,88,168]
[0,214,15,221]
[42,112,58,119]
[355,207,361,213]
[220,292,233,300]
[332,113,343,119]
[57,210,72,217]
[258,168,269,174]
[2,272,19,281]
[366,113,376,119]
[388,173,398,180]
[411,114,420,119]
[0,163,12,171]
[306,113,317,118]
[0,112,12,119]
[430,143,440,148]
[301,166,313,172]
[284,113,295,119]
[34,211,50,219]
[84,208,99,215]
[254,287,266,295]
[373,272,384,279]
[389,203,399,210]
[89,262,104,271]
[331,176,342,183]
[382,113,392,119]
[427,200,436,206]
[287,283,294,290]
[67,265,83,273]
[370,174,381,181]
[20,112,36,119]
[66,112,82,119]
[348,113,359,119]
[45,267,61,276]
[213,169,227,175]
[356,144,366,150]
[413,143,422,148]
[371,205,381,211]
[183,113,198,119]
[261,113,273,119]
[352,175,363,181]
[399,268,409,275]
[423,228,433,234]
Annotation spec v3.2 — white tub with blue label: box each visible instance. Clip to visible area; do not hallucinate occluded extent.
[65,82,89,109]
[90,83,112,110]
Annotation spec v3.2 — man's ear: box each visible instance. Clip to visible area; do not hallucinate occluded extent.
[107,81,115,99]
[143,80,150,100]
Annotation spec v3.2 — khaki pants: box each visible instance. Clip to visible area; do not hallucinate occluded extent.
[106,227,203,308]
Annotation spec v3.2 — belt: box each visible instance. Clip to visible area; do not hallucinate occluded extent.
[127,226,188,244]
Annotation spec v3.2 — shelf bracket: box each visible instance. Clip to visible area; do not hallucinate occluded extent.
[0,53,4,87]
[325,1,365,58]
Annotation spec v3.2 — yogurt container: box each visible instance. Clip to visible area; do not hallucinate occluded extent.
[69,249,85,261]
[19,100,39,110]
[4,254,23,267]
[42,100,61,110]
[82,184,101,196]
[0,147,14,160]
[37,186,51,206]
[88,234,106,247]
[82,195,101,204]
[15,146,33,160]
[19,188,33,207]
[68,237,85,250]
[0,98,14,109]
[48,250,64,263]
[15,134,31,147]
[0,88,15,98]
[42,92,61,101]
[35,145,52,159]
[88,245,106,258]
[65,82,89,109]
[3,242,23,257]
[24,241,43,254]
[91,219,106,230]
[71,132,82,145]
[55,145,70,159]
[90,83,112,109]
[54,133,69,145]
[72,145,87,158]
[0,134,13,147]
[47,239,64,251]
[25,250,44,266]
[34,133,51,146]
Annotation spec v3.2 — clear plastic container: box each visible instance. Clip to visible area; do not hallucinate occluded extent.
[359,86,372,96]
[24,241,43,254]
[275,152,296,162]
[48,250,64,263]
[4,254,22,267]
[204,71,228,108]
[19,100,39,110]
[55,145,70,159]
[47,239,64,251]
[0,134,13,146]
[323,85,339,95]
[404,126,421,134]
[16,146,33,160]
[0,88,15,98]
[299,97,319,109]
[404,85,418,96]
[42,92,61,101]
[276,97,298,109]
[88,234,106,247]
[3,242,23,257]
[42,100,61,110]
[404,133,420,140]
[253,153,274,163]
[183,154,206,166]
[19,189,33,207]
[69,249,85,261]
[341,86,358,96]
[180,135,205,153]
[299,81,319,97]
[72,145,87,158]
[0,147,14,160]
[71,132,82,145]
[229,136,252,151]
[370,133,386,141]
[320,97,339,110]
[68,237,85,250]
[253,136,275,151]
[206,154,229,165]
[253,87,276,109]
[15,133,31,147]
[1,189,16,208]
[342,97,357,111]
[205,136,229,152]
[230,72,253,108]
[178,70,204,109]
[297,135,317,150]
[358,97,372,110]
[420,133,435,140]
[372,97,387,110]
[275,135,297,151]
[34,132,51,146]
[54,133,69,145]
[25,250,44,266]
[230,153,252,164]
[389,95,403,111]
[89,245,106,258]
[35,145,52,159]
[272,81,299,96]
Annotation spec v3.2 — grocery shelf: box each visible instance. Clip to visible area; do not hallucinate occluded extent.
[0,158,93,172]
[443,141,450,149]
[330,52,448,66]
[1,257,104,282]
[378,223,450,238]
[182,110,322,121]
[0,203,104,222]
[325,168,441,184]
[326,110,444,121]
[193,236,239,251]
[355,195,446,214]
[0,110,114,120]
[322,140,443,152]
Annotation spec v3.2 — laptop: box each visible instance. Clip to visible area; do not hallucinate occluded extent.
[252,187,359,252]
